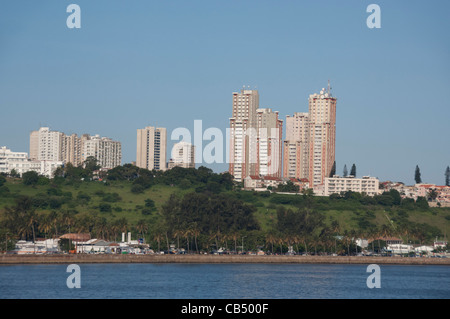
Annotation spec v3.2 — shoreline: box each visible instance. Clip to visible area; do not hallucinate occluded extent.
[1,254,450,265]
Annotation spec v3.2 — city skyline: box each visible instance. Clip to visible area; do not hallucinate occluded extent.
[1,1,449,185]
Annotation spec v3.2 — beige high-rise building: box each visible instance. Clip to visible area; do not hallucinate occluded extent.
[29,130,39,161]
[283,112,309,179]
[229,88,259,182]
[308,87,337,186]
[61,133,83,167]
[256,108,283,178]
[282,86,337,186]
[136,126,167,171]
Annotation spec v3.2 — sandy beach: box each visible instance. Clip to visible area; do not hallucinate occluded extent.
[1,254,450,265]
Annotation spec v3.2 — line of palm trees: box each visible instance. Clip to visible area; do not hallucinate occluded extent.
[2,205,152,244]
[3,201,431,254]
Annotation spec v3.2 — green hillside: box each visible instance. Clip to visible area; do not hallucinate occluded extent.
[0,165,449,254]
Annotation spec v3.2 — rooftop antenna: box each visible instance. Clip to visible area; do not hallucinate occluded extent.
[327,79,331,94]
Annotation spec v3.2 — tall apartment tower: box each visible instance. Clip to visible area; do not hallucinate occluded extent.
[136,126,167,171]
[308,87,337,186]
[29,127,62,162]
[82,134,122,169]
[282,85,337,186]
[283,112,309,179]
[61,133,83,167]
[229,88,259,182]
[256,108,283,178]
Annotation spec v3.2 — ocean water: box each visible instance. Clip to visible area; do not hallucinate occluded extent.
[0,263,449,299]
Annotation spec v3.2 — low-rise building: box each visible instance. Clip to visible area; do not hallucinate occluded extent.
[0,146,63,178]
[319,175,380,196]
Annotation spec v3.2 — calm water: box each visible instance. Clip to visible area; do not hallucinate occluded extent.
[0,263,449,299]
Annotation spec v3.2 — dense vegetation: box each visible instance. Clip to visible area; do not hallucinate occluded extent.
[0,163,449,255]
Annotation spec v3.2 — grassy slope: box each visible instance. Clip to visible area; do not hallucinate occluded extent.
[1,178,450,238]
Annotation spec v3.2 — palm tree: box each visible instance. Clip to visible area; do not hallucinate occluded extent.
[154,232,163,252]
[39,213,53,240]
[61,210,76,234]
[26,211,38,244]
[48,211,60,238]
[331,220,341,254]
[173,229,183,250]
[265,232,276,254]
[190,224,200,254]
[136,219,149,243]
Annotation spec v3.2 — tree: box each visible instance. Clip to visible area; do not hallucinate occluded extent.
[415,165,422,184]
[329,161,336,177]
[0,175,6,187]
[22,171,39,186]
[350,164,356,177]
[445,166,450,187]
[343,165,348,177]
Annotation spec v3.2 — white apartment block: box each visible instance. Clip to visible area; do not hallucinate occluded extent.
[320,175,380,196]
[82,135,122,169]
[30,127,63,162]
[168,141,195,169]
[0,146,62,178]
[30,127,122,169]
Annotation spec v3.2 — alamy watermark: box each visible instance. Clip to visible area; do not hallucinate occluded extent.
[366,264,381,288]
[66,264,81,288]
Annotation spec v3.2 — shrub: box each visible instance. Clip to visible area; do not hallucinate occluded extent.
[22,171,39,185]
[131,184,145,194]
[99,203,112,213]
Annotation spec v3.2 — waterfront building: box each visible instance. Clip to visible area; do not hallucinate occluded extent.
[136,126,167,171]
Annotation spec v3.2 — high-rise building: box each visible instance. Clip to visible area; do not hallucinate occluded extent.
[283,112,309,179]
[168,141,195,169]
[307,87,337,186]
[256,108,283,178]
[136,126,167,171]
[82,134,122,169]
[229,88,259,182]
[29,127,63,162]
[30,127,121,169]
[282,85,337,186]
[61,133,83,167]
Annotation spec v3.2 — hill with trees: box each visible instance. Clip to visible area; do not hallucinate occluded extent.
[0,164,449,255]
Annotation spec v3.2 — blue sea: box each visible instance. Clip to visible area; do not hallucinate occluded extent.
[0,263,449,299]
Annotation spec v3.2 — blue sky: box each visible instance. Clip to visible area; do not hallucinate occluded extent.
[1,0,449,185]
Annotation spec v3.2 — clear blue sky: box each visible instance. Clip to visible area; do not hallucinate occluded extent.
[1,0,449,185]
